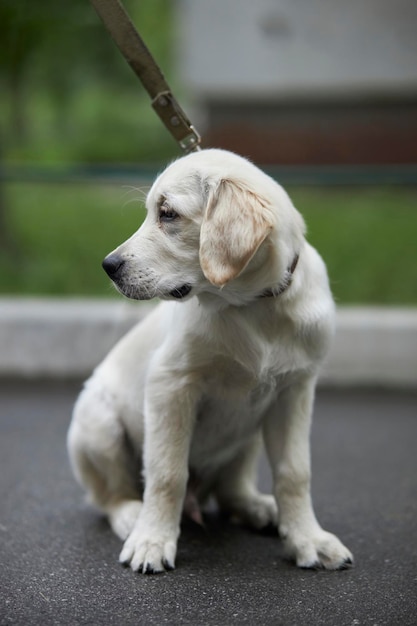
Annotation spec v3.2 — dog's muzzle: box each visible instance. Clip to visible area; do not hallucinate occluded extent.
[103,254,192,300]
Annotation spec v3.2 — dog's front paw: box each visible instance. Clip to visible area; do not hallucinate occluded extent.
[119,527,177,574]
[283,527,353,570]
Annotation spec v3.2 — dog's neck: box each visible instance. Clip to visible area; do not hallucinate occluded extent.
[258,253,300,299]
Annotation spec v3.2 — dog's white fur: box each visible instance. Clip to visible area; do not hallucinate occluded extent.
[67,149,352,573]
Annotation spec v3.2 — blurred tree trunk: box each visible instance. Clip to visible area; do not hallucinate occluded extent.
[0,143,17,254]
[0,183,11,252]
[9,66,27,140]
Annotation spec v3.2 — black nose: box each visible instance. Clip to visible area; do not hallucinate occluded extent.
[102,253,125,278]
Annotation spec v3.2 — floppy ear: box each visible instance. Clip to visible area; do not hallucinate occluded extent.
[199,179,274,287]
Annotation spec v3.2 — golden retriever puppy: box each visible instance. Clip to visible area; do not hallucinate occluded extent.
[67,149,353,573]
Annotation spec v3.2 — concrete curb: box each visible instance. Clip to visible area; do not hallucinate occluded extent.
[1,298,416,388]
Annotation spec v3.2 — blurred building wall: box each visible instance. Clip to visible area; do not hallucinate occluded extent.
[178,0,417,164]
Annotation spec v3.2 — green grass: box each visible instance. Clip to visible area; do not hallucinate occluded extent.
[289,187,417,304]
[2,182,417,304]
[1,182,146,296]
[4,89,179,165]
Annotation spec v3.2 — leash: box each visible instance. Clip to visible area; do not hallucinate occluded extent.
[89,0,201,154]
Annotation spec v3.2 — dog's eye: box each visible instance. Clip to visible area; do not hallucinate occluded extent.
[159,205,179,223]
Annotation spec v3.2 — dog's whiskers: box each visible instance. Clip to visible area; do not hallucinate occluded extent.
[121,186,149,202]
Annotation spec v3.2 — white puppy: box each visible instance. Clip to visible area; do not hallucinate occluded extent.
[67,148,353,573]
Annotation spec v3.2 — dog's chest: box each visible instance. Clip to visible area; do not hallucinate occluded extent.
[186,306,317,475]
[188,341,300,474]
[190,387,271,476]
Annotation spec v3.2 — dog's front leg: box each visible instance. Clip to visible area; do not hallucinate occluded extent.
[263,376,353,570]
[119,371,197,574]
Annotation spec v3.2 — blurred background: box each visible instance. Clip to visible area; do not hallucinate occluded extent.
[1,0,417,305]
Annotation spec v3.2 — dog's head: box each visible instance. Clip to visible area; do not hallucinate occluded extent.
[103,149,305,305]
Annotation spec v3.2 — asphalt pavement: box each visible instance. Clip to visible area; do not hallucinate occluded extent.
[1,380,416,625]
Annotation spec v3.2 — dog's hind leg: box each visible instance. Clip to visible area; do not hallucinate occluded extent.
[67,384,143,540]
[214,433,278,530]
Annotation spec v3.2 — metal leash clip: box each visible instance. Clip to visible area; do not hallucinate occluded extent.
[152,92,201,153]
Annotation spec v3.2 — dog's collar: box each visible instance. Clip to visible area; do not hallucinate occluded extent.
[258,254,300,298]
